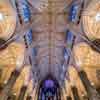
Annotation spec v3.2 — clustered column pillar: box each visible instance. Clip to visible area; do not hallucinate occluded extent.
[78,70,100,100]
[1,69,20,100]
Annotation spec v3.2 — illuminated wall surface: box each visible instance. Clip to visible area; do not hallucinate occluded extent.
[0,0,100,100]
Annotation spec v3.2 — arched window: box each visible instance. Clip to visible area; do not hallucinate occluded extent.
[38,75,61,100]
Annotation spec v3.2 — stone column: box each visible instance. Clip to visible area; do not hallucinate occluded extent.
[1,70,20,100]
[26,96,32,100]
[71,86,80,100]
[78,70,100,100]
[18,86,27,100]
[7,94,16,100]
[66,96,72,100]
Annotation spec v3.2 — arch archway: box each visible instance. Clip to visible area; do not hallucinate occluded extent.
[37,75,61,100]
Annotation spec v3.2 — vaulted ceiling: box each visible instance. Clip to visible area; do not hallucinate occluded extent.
[0,0,100,100]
